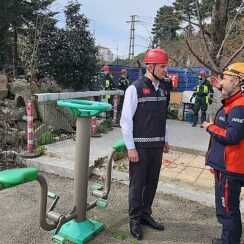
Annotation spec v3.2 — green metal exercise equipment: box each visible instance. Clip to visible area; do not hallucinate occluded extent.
[0,99,126,244]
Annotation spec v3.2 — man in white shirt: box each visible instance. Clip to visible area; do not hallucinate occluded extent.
[120,48,170,240]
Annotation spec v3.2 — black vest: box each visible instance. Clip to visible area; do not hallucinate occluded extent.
[133,76,167,148]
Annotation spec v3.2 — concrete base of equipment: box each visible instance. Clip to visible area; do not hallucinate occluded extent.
[54,219,104,244]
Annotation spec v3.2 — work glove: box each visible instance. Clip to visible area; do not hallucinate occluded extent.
[190,97,193,103]
[209,99,213,105]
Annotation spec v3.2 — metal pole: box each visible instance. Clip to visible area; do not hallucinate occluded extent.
[74,117,91,222]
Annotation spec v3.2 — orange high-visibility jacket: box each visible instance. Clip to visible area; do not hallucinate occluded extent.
[206,91,244,175]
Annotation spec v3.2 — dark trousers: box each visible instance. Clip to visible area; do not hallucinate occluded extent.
[105,95,113,119]
[129,147,163,223]
[214,170,244,244]
[193,96,208,124]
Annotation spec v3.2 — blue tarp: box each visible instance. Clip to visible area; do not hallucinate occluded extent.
[106,65,209,92]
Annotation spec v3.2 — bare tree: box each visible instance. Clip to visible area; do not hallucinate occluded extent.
[186,0,244,74]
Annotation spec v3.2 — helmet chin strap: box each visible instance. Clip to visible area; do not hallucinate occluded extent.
[147,64,161,81]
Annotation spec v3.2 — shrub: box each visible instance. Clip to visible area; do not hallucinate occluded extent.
[37,131,54,145]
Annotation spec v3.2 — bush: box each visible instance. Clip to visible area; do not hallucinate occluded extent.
[96,118,113,134]
[100,118,113,128]
[167,107,178,120]
[35,145,46,155]
[37,131,54,145]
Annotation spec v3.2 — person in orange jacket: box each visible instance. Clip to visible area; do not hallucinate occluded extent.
[202,63,244,244]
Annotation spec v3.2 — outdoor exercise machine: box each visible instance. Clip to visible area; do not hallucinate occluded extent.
[0,99,126,244]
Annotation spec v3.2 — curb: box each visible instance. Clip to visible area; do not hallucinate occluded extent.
[109,170,244,214]
[171,145,206,156]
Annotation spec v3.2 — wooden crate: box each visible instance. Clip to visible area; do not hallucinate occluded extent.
[170,92,183,105]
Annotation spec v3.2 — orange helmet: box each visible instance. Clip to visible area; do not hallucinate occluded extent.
[120,69,128,75]
[102,65,109,71]
[199,70,207,76]
[144,48,168,64]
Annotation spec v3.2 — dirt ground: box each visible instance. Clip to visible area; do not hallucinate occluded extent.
[0,172,222,244]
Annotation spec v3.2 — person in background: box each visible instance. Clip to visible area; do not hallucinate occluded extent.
[190,70,214,127]
[202,63,244,244]
[120,48,170,240]
[100,65,115,118]
[117,68,130,122]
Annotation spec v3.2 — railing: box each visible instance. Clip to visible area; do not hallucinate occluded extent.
[32,90,124,144]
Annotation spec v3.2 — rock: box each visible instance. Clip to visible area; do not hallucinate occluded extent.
[0,74,8,99]
[8,79,29,95]
[0,128,25,145]
[9,107,26,121]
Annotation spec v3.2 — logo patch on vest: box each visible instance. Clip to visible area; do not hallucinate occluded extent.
[142,88,151,94]
[159,89,166,97]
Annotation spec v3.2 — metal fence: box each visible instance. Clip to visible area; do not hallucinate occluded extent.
[107,65,209,92]
[33,90,124,141]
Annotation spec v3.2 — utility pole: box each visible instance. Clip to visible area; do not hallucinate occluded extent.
[126,15,139,60]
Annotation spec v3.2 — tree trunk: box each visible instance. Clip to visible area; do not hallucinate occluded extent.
[211,0,229,66]
[12,27,18,78]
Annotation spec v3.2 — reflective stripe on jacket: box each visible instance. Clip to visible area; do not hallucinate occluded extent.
[196,85,209,94]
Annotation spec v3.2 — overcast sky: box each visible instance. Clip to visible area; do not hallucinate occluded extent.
[51,0,174,58]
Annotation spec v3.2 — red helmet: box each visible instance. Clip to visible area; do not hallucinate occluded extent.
[199,70,207,76]
[102,65,109,71]
[144,48,168,64]
[120,69,128,75]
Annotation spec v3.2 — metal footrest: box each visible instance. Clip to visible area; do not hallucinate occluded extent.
[96,198,108,208]
[48,191,57,199]
[52,235,65,244]
[91,183,103,191]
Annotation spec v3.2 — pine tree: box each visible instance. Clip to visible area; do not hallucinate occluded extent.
[0,0,54,74]
[35,1,99,90]
[152,5,180,47]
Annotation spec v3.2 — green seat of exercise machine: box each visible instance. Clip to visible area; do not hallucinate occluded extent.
[57,99,112,117]
[113,139,126,152]
[0,167,38,189]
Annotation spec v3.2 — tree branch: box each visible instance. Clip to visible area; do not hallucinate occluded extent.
[195,0,219,71]
[224,42,244,68]
[185,39,220,74]
[179,16,211,37]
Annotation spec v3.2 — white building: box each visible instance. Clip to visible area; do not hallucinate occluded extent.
[97,45,113,62]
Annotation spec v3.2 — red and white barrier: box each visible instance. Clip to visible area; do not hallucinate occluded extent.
[90,97,101,137]
[26,100,34,153]
[91,116,97,136]
[113,95,118,123]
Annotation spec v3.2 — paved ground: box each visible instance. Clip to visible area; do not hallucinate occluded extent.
[24,119,244,208]
[0,172,221,244]
[2,119,244,243]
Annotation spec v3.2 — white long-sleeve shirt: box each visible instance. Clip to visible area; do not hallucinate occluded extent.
[120,83,169,150]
